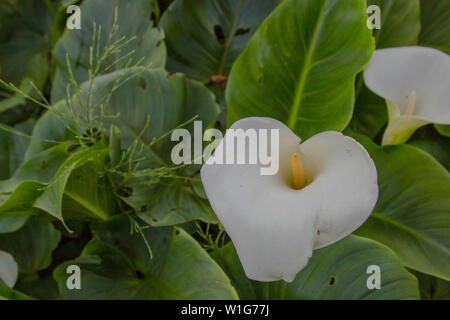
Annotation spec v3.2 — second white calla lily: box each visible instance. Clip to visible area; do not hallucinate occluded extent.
[0,250,18,288]
[364,46,450,145]
[201,118,378,282]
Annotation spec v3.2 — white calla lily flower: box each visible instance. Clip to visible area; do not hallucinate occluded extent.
[364,46,450,145]
[0,250,18,288]
[201,118,378,282]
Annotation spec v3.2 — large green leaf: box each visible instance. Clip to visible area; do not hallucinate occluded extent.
[354,135,450,280]
[369,0,420,49]
[79,68,220,159]
[53,215,238,299]
[51,0,166,102]
[160,0,280,82]
[211,236,419,299]
[0,217,61,274]
[226,0,374,139]
[419,0,450,54]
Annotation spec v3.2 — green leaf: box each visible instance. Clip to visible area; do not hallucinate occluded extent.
[77,68,220,163]
[0,181,45,219]
[14,270,60,300]
[0,216,28,234]
[0,217,61,274]
[211,236,419,299]
[411,270,450,300]
[160,0,281,82]
[0,1,51,85]
[125,180,217,226]
[369,0,420,49]
[0,121,33,180]
[354,135,450,280]
[54,215,238,299]
[0,142,74,193]
[226,0,374,139]
[435,124,450,138]
[51,0,166,102]
[419,0,450,54]
[409,126,450,171]
[33,146,116,223]
[0,280,34,300]
[24,101,77,160]
[345,79,387,139]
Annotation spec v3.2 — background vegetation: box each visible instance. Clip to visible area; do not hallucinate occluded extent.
[0,0,448,300]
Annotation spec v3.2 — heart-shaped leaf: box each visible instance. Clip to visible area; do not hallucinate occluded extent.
[51,0,166,102]
[354,135,450,280]
[226,0,374,139]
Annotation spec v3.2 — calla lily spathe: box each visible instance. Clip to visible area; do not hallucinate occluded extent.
[200,118,378,282]
[0,250,18,288]
[364,46,450,145]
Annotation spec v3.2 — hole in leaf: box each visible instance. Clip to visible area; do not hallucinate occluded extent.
[151,217,158,223]
[140,205,148,212]
[329,277,336,286]
[258,77,263,84]
[175,230,180,236]
[136,270,145,279]
[150,12,157,25]
[235,27,250,36]
[41,160,48,167]
[214,25,225,45]
[138,77,147,89]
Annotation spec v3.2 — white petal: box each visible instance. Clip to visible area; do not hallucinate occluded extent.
[364,46,450,124]
[0,250,18,288]
[300,132,379,249]
[201,118,378,282]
